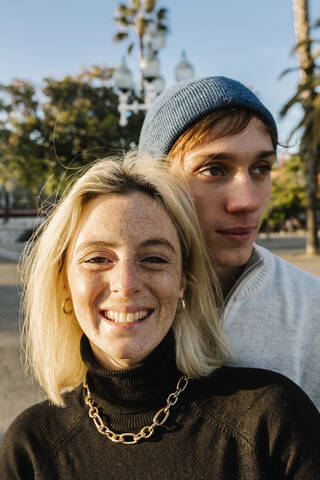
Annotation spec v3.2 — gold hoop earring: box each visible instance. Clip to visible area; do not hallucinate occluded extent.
[177,297,186,313]
[62,297,73,315]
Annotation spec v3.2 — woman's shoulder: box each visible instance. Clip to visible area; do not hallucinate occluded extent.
[196,365,319,412]
[1,386,84,456]
[190,366,320,445]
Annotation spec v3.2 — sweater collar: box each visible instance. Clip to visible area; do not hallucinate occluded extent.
[80,329,181,430]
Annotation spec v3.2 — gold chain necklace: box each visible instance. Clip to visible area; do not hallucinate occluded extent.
[83,374,189,445]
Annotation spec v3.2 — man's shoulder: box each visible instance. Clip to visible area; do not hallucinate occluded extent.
[231,244,320,304]
[254,244,320,288]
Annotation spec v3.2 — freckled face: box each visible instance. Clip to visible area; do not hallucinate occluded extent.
[66,192,185,370]
[170,118,276,268]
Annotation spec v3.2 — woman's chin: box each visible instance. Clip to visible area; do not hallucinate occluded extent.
[90,335,151,370]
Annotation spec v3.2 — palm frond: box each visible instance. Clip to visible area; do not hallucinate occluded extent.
[157,22,167,32]
[131,0,141,9]
[113,32,129,42]
[280,90,302,117]
[143,0,156,13]
[291,37,313,55]
[115,17,132,27]
[286,116,305,143]
[127,42,134,55]
[115,4,130,16]
[278,66,300,80]
[157,8,167,21]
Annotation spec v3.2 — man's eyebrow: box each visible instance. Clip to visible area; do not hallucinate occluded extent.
[256,150,277,159]
[140,238,176,253]
[191,150,276,163]
[192,153,233,162]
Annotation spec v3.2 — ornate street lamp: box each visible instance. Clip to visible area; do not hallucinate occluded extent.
[114,31,195,126]
[175,51,195,83]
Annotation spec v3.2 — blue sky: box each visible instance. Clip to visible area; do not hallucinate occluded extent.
[1,0,320,149]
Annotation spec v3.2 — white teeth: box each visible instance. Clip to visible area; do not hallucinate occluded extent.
[104,310,149,323]
[127,313,134,322]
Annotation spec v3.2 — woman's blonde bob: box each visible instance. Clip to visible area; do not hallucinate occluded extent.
[21,152,230,406]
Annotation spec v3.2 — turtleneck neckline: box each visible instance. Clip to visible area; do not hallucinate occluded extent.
[80,329,181,431]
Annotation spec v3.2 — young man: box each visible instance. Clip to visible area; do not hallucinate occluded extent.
[138,76,320,410]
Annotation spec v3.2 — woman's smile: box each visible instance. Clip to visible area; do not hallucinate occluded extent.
[99,308,154,331]
[66,191,185,370]
[101,309,152,323]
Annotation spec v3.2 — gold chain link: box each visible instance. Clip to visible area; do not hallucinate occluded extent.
[83,374,189,445]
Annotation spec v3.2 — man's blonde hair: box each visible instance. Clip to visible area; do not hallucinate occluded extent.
[21,152,229,406]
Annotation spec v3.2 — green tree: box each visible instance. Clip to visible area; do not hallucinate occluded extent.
[0,67,145,203]
[40,67,144,193]
[264,155,307,231]
[0,79,47,207]
[280,0,320,254]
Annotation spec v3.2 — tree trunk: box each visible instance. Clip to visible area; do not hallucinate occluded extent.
[303,146,319,254]
[292,0,319,254]
[2,186,10,223]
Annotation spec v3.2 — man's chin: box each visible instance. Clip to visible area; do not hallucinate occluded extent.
[212,245,254,269]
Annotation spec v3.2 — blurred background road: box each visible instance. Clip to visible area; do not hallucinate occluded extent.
[1,233,320,443]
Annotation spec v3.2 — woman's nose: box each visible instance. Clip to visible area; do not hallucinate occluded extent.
[109,261,142,297]
[225,173,261,214]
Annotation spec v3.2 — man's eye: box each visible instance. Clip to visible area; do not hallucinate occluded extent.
[252,164,272,176]
[200,165,225,177]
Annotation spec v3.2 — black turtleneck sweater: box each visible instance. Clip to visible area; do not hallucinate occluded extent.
[1,331,320,479]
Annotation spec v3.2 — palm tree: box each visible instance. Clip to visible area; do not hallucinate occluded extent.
[280,0,320,255]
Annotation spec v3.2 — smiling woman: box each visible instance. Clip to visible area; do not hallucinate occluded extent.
[0,152,320,479]
[66,192,186,371]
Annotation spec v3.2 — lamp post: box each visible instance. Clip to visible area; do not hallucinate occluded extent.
[114,34,195,126]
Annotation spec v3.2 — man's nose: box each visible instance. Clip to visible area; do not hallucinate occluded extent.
[225,172,261,214]
[109,260,142,297]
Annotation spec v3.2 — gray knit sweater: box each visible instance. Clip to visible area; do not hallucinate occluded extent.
[223,244,320,410]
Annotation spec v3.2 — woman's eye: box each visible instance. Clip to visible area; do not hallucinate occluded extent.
[142,256,167,264]
[84,257,111,264]
[200,165,225,177]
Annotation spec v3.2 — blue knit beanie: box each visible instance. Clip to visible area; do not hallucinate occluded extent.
[138,76,278,155]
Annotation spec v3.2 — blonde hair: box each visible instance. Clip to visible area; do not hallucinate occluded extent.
[21,152,230,406]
